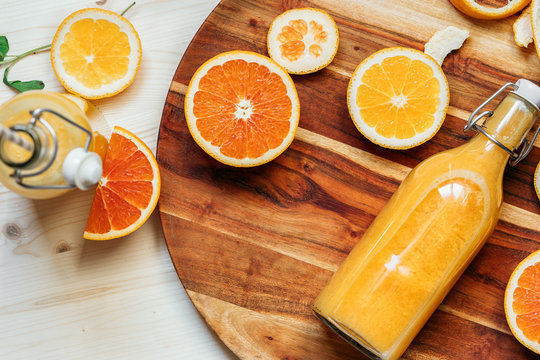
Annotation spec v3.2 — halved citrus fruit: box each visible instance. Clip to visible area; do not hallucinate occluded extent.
[51,8,142,99]
[504,249,540,354]
[184,50,300,167]
[267,8,339,74]
[448,0,530,20]
[534,162,540,201]
[347,47,449,149]
[84,126,160,240]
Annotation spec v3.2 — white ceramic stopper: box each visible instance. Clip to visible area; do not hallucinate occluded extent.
[62,148,102,191]
[515,79,540,108]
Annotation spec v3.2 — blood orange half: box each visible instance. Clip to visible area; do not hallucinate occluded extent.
[84,126,160,240]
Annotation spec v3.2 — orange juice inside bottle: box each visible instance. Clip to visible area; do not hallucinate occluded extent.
[0,91,98,199]
[313,82,540,360]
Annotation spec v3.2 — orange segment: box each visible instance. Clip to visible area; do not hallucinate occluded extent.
[84,126,160,240]
[92,131,109,163]
[505,249,540,354]
[184,51,300,167]
[267,8,339,74]
[361,64,395,97]
[347,47,449,149]
[277,19,326,62]
[51,8,142,99]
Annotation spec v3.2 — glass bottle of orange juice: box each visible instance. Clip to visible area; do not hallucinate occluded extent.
[313,79,540,360]
[0,90,102,199]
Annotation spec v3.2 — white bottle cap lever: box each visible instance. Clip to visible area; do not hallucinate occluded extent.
[62,148,103,191]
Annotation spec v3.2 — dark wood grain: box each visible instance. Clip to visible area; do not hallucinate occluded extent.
[156,0,540,358]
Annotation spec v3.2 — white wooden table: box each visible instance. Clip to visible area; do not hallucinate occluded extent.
[0,1,237,359]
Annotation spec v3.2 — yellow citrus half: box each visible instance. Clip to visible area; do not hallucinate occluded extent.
[51,8,142,99]
[267,8,339,74]
[449,0,530,20]
[504,249,540,354]
[184,50,300,167]
[347,47,449,149]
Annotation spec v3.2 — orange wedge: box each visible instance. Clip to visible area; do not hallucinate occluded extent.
[84,127,160,240]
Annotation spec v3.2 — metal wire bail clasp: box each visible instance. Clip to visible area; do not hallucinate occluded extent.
[12,108,93,189]
[464,82,540,166]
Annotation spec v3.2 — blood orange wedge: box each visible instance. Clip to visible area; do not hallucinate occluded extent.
[184,50,300,167]
[267,8,339,74]
[84,126,160,240]
[504,249,540,353]
[347,47,449,149]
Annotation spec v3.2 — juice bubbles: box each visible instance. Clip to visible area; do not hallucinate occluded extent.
[0,91,98,199]
[313,81,540,360]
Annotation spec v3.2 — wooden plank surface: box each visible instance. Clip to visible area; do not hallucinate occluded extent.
[157,0,540,359]
[0,1,238,359]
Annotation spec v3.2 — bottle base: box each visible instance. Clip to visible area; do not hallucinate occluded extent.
[312,307,385,360]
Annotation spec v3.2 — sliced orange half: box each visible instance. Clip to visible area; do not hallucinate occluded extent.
[534,162,540,201]
[449,0,530,20]
[267,8,339,74]
[347,47,449,149]
[51,8,142,99]
[84,126,160,240]
[184,50,300,167]
[504,249,540,354]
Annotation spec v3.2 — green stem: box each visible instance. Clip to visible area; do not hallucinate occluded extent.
[0,43,51,65]
[120,2,136,16]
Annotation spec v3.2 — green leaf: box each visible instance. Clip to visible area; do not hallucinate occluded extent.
[3,62,45,92]
[5,79,45,92]
[0,36,9,61]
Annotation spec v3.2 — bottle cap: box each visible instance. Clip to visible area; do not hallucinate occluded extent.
[62,148,102,191]
[514,79,540,108]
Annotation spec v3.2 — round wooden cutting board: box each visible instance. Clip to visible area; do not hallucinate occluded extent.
[156,0,540,358]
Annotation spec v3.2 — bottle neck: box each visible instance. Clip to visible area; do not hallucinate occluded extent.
[472,93,537,163]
